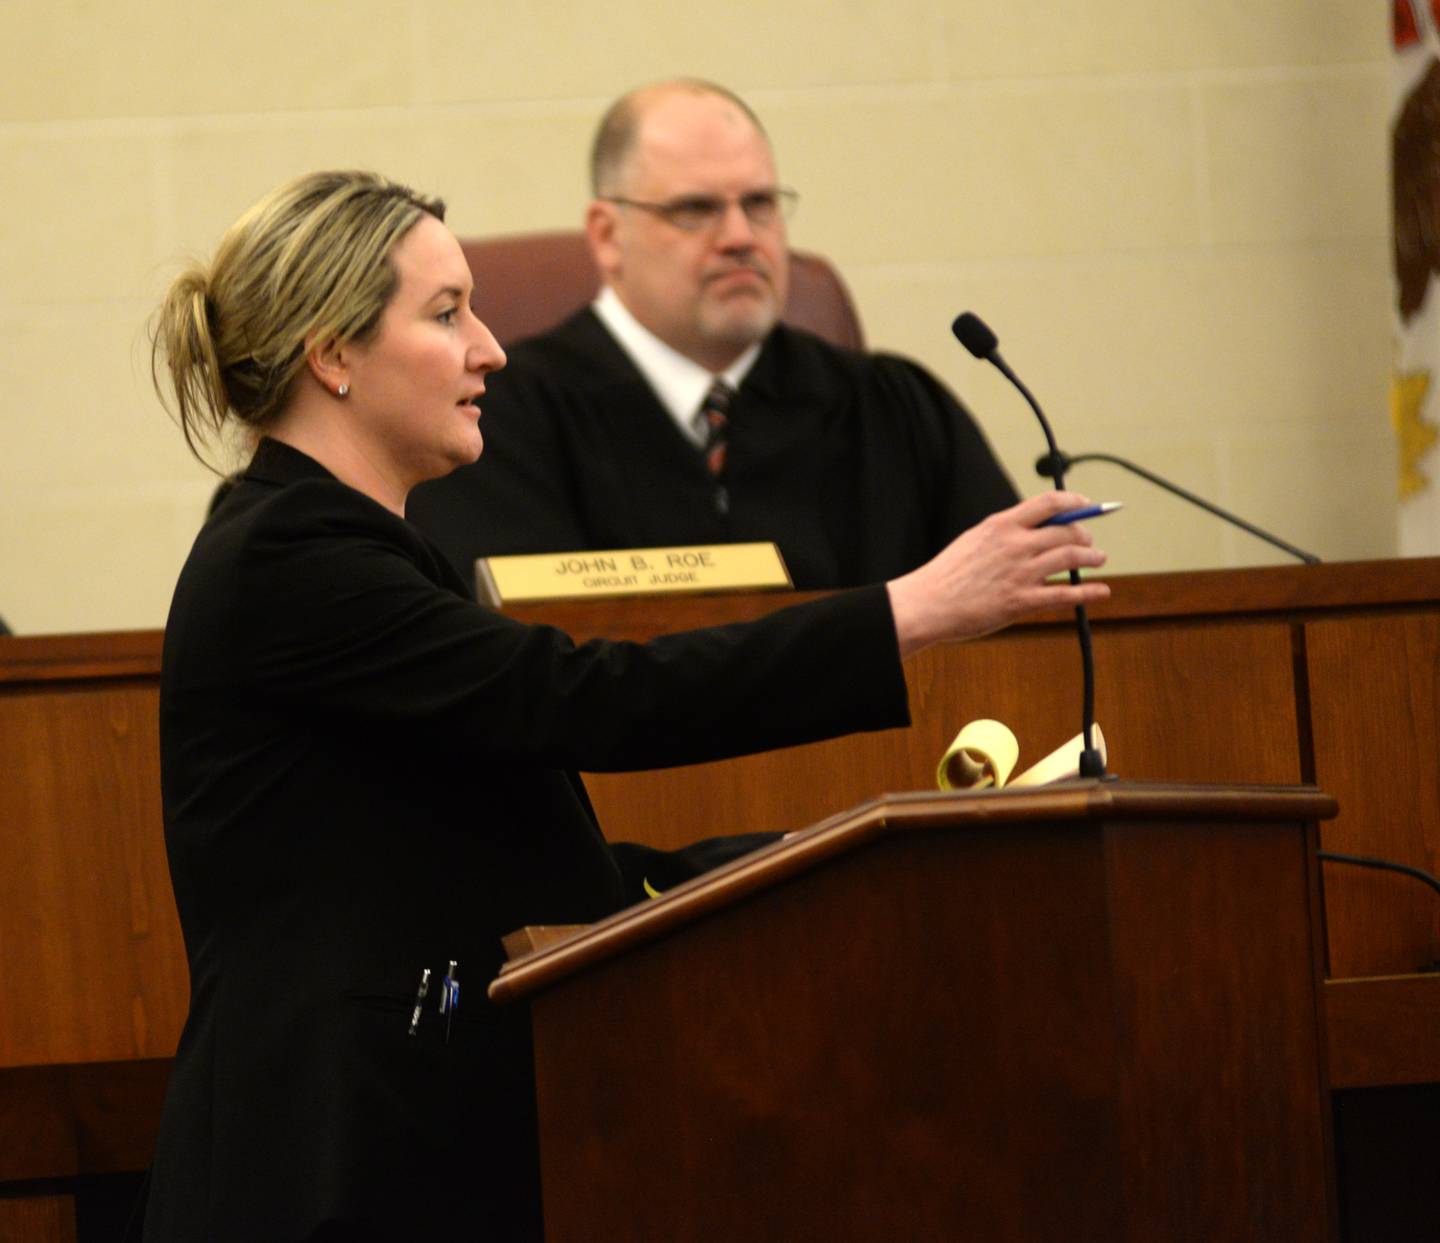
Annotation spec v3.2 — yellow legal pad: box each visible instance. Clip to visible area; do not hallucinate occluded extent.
[475,542,792,607]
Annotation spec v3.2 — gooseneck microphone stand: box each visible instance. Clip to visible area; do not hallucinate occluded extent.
[1035,449,1320,566]
[952,312,1107,779]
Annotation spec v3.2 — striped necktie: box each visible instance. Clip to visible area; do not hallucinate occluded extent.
[697,379,734,479]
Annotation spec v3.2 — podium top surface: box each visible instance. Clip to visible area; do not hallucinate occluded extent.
[489,780,1336,1006]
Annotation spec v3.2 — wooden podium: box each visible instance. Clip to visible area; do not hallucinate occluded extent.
[494,783,1338,1242]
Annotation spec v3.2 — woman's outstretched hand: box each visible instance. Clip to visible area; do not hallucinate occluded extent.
[887,491,1111,658]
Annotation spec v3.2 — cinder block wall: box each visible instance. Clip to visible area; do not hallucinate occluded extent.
[0,3,1391,633]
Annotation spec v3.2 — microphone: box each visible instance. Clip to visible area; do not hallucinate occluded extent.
[1034,450,1321,565]
[951,312,1107,780]
[952,312,999,360]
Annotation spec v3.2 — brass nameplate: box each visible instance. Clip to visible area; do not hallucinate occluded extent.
[476,542,792,607]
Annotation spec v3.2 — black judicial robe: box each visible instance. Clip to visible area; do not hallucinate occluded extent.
[408,310,1018,590]
[144,439,909,1242]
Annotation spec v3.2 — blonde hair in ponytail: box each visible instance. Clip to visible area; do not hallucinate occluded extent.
[151,170,445,466]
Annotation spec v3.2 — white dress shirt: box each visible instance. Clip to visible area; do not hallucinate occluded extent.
[592,285,761,447]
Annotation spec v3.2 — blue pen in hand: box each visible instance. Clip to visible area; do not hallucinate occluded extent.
[1041,501,1123,527]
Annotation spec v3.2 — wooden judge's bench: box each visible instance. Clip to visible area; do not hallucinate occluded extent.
[3,559,1439,1239]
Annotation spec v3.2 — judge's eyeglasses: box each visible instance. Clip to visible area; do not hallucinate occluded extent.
[602,188,799,233]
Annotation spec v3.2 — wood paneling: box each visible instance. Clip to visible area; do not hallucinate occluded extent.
[0,630,161,687]
[0,1059,170,1182]
[1307,614,1440,977]
[1326,975,1440,1090]
[0,1198,75,1243]
[0,682,186,1068]
[578,620,1304,850]
[4,557,1440,1235]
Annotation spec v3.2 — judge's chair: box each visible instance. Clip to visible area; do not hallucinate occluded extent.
[458,230,866,351]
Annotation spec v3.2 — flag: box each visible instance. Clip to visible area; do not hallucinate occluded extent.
[1392,0,1440,552]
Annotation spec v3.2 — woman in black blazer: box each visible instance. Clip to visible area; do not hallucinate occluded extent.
[145,170,1107,1242]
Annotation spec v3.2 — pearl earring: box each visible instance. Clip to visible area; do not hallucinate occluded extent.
[337,383,349,398]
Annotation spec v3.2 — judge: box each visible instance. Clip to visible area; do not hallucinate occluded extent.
[145,168,1107,1241]
[408,79,1017,589]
